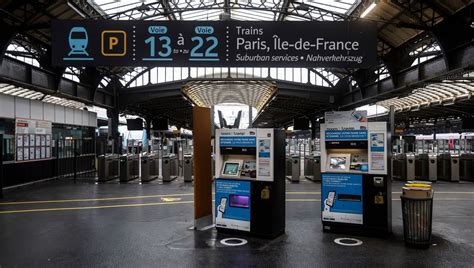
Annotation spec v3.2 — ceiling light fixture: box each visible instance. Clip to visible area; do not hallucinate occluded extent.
[360,2,377,18]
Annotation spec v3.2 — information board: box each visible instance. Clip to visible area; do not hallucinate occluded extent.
[15,119,52,162]
[52,20,377,68]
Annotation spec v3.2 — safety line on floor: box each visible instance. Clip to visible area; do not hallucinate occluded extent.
[0,193,194,205]
[1,192,472,206]
[0,198,472,215]
[0,200,195,214]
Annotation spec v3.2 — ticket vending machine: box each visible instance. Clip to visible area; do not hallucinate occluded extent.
[214,128,285,238]
[320,111,391,237]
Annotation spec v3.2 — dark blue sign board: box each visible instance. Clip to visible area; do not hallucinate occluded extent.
[325,130,368,141]
[219,136,256,147]
[52,20,377,68]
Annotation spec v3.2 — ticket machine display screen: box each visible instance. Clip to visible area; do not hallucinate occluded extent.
[329,156,348,170]
[223,162,240,175]
[229,194,250,208]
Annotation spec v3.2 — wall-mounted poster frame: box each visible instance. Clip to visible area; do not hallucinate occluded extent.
[15,118,53,162]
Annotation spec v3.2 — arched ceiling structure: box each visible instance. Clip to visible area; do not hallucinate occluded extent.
[0,0,472,128]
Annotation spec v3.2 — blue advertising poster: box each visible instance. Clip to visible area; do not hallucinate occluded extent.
[219,136,256,147]
[321,173,363,224]
[215,179,251,231]
[370,133,385,152]
[325,130,368,141]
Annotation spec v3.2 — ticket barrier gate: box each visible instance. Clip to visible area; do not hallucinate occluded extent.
[428,153,437,182]
[460,154,474,181]
[451,154,460,182]
[183,154,193,182]
[285,156,292,176]
[406,153,415,180]
[304,155,321,181]
[286,155,300,182]
[415,153,429,180]
[392,153,407,181]
[304,156,313,178]
[162,154,178,182]
[98,154,120,182]
[437,153,451,181]
[141,153,159,182]
[120,154,139,182]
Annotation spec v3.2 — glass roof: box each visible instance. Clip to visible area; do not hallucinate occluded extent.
[377,79,474,112]
[0,83,88,109]
[91,0,359,20]
[182,80,276,111]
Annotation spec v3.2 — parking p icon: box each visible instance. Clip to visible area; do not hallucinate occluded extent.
[101,30,126,56]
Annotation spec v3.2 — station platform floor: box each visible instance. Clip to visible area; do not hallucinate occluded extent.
[0,178,473,267]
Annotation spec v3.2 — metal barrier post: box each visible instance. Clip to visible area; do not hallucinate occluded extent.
[73,139,77,183]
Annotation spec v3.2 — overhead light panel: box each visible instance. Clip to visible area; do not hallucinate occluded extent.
[360,2,377,18]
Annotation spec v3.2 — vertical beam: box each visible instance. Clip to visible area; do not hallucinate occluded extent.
[388,105,395,182]
[193,107,213,229]
[210,105,215,136]
[311,118,317,140]
[248,105,253,128]
[107,109,120,154]
[145,117,152,153]
[107,78,121,154]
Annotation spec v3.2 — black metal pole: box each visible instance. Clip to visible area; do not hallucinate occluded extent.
[73,139,77,183]
[0,134,4,199]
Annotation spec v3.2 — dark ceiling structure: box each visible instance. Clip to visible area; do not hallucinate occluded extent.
[0,0,472,130]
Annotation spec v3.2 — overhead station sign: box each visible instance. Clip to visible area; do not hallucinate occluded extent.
[52,20,377,68]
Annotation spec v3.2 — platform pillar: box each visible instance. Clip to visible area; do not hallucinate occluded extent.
[193,107,213,229]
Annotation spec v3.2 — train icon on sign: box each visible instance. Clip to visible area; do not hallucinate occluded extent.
[68,27,89,56]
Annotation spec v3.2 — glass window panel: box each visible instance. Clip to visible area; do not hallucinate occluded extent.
[157,67,165,83]
[190,67,197,78]
[277,68,285,80]
[166,67,173,82]
[270,68,277,79]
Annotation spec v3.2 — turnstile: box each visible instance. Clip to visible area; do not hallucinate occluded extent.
[183,154,193,182]
[313,156,321,181]
[285,156,292,176]
[120,154,139,182]
[437,153,451,181]
[286,155,300,182]
[406,153,415,180]
[392,153,407,181]
[428,153,437,182]
[451,154,460,182]
[304,155,321,181]
[415,153,429,180]
[460,154,474,181]
[304,156,313,177]
[141,153,159,182]
[162,154,178,182]
[98,154,119,182]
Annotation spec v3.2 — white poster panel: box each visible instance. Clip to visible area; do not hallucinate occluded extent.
[15,118,53,162]
[256,129,274,182]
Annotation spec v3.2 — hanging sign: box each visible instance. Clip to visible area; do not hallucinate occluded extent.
[52,20,377,68]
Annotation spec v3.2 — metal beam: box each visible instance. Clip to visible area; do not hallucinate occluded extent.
[0,57,113,108]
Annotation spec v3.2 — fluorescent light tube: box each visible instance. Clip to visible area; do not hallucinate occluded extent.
[360,2,377,18]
